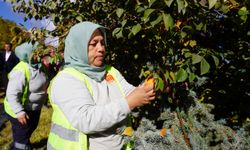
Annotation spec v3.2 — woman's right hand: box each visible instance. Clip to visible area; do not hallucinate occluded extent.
[126,84,156,110]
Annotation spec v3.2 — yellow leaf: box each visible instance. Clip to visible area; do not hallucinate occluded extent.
[170,71,175,81]
[144,70,151,77]
[175,20,182,29]
[122,127,134,137]
[184,41,189,47]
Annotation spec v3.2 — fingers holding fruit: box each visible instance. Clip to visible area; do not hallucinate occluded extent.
[126,85,156,110]
[144,77,156,97]
[147,90,156,99]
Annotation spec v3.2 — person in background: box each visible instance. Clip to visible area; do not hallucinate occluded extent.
[0,43,19,93]
[47,21,156,150]
[4,42,49,150]
[41,48,64,81]
[0,48,4,92]
[0,48,4,71]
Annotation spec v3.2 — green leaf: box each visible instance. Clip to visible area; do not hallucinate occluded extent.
[195,22,203,30]
[116,29,123,39]
[131,24,142,35]
[200,58,210,75]
[149,0,157,7]
[156,77,164,91]
[229,0,238,5]
[162,13,174,30]
[208,0,217,9]
[238,7,249,22]
[189,72,196,82]
[247,31,250,36]
[192,54,203,64]
[143,9,155,23]
[136,6,144,13]
[164,70,170,80]
[238,7,248,15]
[164,0,174,7]
[221,5,230,13]
[121,20,127,27]
[199,0,207,7]
[182,25,193,30]
[49,1,57,9]
[176,68,188,82]
[76,16,83,22]
[180,31,187,38]
[240,15,248,22]
[184,52,192,58]
[189,40,197,47]
[177,0,187,14]
[242,55,250,61]
[202,24,207,32]
[112,28,121,35]
[218,89,226,94]
[116,8,124,18]
[134,54,138,59]
[150,15,162,27]
[112,28,123,39]
[212,55,219,67]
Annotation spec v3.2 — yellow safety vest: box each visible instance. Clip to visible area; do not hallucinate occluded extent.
[4,61,30,118]
[47,66,132,150]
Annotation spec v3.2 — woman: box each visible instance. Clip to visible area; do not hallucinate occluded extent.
[47,21,155,150]
[4,42,49,150]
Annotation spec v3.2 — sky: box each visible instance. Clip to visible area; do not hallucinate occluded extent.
[0,0,59,46]
[0,0,43,29]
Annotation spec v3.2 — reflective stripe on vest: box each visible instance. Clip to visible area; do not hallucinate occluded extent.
[14,142,31,150]
[4,61,30,118]
[47,66,125,150]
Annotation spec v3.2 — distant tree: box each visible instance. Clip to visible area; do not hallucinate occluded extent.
[0,17,18,48]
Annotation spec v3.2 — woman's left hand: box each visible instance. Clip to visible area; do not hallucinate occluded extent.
[17,112,30,125]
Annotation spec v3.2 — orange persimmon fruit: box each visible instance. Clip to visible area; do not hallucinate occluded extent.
[144,77,155,87]
[160,128,167,137]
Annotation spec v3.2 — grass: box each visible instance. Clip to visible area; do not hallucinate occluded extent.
[0,94,52,150]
